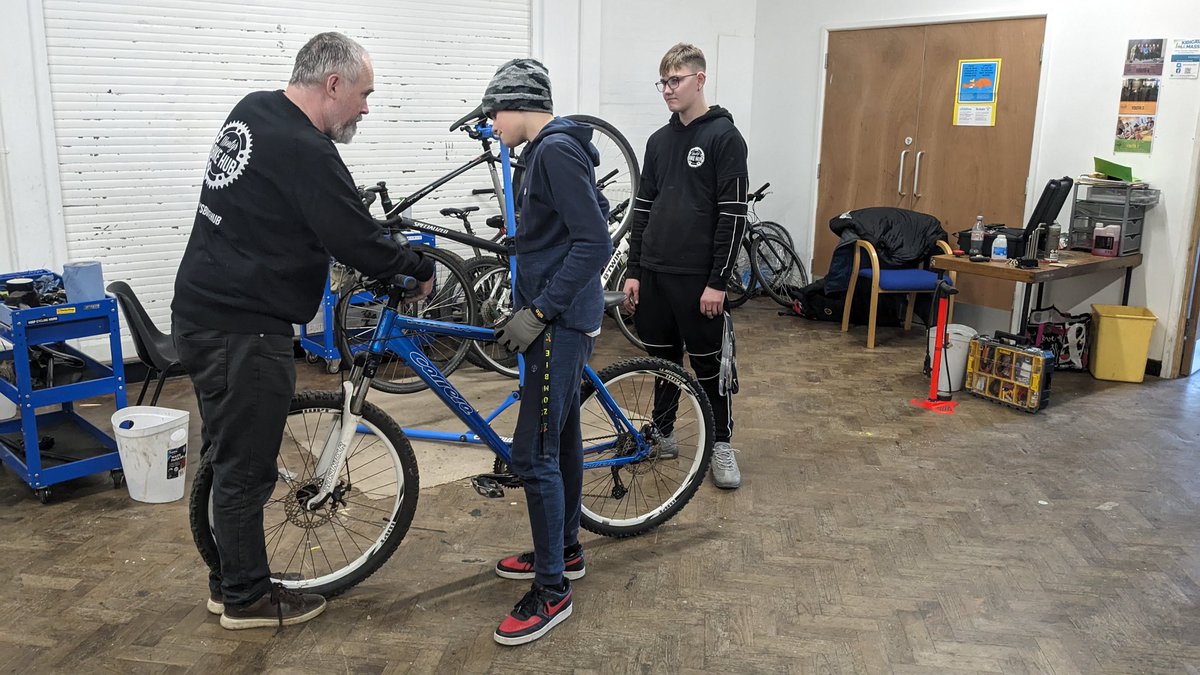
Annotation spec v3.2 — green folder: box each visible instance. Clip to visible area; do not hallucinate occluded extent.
[1094,157,1134,182]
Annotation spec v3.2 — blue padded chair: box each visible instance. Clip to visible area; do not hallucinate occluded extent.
[841,239,955,349]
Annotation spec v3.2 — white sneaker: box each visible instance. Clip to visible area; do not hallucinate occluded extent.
[650,431,678,459]
[710,442,741,489]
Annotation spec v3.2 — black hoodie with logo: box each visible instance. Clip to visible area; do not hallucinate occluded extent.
[173,90,433,335]
[626,105,748,291]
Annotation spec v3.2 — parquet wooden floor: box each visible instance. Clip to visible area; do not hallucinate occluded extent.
[1,299,1198,673]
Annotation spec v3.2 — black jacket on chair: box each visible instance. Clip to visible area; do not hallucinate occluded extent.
[824,207,947,292]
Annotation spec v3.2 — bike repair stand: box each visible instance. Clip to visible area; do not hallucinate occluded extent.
[398,135,525,454]
[911,279,959,415]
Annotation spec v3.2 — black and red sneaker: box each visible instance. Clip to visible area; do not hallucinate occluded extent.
[494,580,573,646]
[495,549,585,580]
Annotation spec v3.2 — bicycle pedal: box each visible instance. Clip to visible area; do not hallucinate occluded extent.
[470,475,505,499]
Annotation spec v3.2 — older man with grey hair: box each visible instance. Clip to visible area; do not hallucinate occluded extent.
[172,32,434,631]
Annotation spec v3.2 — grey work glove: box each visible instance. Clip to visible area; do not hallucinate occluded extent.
[494,306,547,354]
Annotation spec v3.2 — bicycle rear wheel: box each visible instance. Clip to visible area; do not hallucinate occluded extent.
[749,234,809,307]
[189,391,419,598]
[336,246,477,394]
[565,114,640,231]
[606,262,646,352]
[579,358,713,537]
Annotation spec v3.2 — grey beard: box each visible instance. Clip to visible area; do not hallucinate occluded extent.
[331,118,359,144]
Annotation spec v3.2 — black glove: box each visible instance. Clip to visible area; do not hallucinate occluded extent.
[494,307,547,354]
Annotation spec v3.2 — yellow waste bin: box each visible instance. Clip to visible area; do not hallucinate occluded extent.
[1089,304,1157,383]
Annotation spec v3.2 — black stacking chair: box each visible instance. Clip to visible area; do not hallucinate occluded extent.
[106,281,182,406]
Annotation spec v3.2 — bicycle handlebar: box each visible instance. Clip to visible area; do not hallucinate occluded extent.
[748,182,771,203]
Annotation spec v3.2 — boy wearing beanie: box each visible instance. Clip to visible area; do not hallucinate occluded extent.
[483,58,612,645]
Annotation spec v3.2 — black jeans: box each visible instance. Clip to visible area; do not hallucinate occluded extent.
[633,271,734,443]
[173,314,296,608]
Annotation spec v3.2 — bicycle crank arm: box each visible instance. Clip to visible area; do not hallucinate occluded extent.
[308,380,360,510]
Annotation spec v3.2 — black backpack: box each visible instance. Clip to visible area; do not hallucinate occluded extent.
[785,278,905,327]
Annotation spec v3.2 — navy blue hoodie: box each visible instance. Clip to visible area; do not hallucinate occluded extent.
[515,118,611,334]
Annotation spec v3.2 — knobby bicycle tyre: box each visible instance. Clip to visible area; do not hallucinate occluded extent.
[579,357,714,537]
[189,391,420,598]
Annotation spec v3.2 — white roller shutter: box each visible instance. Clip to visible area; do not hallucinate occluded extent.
[41,0,530,355]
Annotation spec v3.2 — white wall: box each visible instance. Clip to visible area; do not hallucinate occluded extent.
[538,0,757,160]
[751,0,1200,373]
[0,0,69,273]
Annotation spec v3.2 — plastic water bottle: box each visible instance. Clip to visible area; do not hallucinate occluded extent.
[969,215,985,256]
[991,233,1008,261]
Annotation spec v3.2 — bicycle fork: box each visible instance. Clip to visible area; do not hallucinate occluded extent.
[306,378,365,510]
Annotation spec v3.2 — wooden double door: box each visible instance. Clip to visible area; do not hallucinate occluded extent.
[813,17,1046,309]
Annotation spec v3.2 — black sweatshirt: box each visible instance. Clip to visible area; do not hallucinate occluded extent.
[626,106,748,290]
[173,90,433,335]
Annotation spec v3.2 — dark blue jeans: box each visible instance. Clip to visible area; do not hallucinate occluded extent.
[510,325,595,587]
[173,314,295,608]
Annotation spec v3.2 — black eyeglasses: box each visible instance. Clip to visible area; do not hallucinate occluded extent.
[655,73,699,92]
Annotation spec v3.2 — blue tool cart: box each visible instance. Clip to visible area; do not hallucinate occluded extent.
[299,232,436,373]
[0,269,128,503]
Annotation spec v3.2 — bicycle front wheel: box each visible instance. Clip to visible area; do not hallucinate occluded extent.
[725,241,756,308]
[749,234,809,307]
[465,258,519,378]
[189,391,420,598]
[579,358,713,537]
[565,114,640,231]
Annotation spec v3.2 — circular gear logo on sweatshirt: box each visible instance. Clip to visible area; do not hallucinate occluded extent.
[687,147,705,168]
[205,121,253,189]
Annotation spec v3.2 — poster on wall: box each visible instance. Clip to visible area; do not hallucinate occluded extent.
[953,58,1001,127]
[1116,39,1164,153]
[1124,39,1165,75]
[1169,38,1200,79]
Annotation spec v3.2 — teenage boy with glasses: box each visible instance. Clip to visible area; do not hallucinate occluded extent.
[622,42,748,489]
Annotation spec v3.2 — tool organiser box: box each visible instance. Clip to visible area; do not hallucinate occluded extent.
[964,333,1055,413]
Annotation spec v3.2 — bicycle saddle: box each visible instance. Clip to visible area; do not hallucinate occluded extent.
[485,214,506,231]
[603,291,627,310]
[440,206,480,218]
[450,103,486,131]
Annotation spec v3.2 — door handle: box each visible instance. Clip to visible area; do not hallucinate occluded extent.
[897,150,909,196]
[913,151,925,198]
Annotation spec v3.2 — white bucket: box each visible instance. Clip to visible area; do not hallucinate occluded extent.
[928,324,978,394]
[0,339,15,421]
[111,406,190,503]
[0,397,17,422]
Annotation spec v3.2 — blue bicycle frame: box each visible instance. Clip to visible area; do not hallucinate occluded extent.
[363,311,649,470]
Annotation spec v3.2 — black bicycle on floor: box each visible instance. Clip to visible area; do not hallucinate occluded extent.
[725,183,809,308]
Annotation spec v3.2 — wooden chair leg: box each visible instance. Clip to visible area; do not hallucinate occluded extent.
[842,271,860,333]
[904,292,916,331]
[866,288,880,349]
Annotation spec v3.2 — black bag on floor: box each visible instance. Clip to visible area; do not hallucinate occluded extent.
[786,278,905,326]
